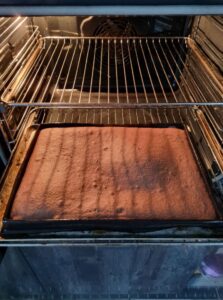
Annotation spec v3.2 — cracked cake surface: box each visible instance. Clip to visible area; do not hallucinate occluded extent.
[10,126,216,220]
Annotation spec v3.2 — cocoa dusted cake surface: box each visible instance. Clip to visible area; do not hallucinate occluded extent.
[10,127,216,221]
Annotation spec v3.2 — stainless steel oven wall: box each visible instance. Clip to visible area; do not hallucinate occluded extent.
[32,16,79,37]
[0,17,34,177]
[0,17,32,84]
[193,16,223,72]
[194,16,223,137]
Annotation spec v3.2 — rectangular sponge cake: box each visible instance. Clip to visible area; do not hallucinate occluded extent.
[10,127,216,221]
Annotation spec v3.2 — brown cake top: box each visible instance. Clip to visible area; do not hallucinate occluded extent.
[10,126,216,221]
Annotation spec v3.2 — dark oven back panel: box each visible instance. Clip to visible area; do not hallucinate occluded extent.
[33,16,191,38]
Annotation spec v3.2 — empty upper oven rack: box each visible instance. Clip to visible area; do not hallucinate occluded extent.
[1,36,223,106]
[1,36,223,141]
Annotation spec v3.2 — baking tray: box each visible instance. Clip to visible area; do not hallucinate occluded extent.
[1,123,223,237]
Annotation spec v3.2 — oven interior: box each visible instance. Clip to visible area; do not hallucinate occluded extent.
[0,15,223,236]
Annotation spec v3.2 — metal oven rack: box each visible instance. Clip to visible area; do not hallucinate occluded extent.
[1,36,223,131]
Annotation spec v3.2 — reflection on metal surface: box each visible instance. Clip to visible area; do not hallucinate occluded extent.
[201,253,223,277]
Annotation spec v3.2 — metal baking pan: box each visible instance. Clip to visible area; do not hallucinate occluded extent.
[1,123,223,237]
